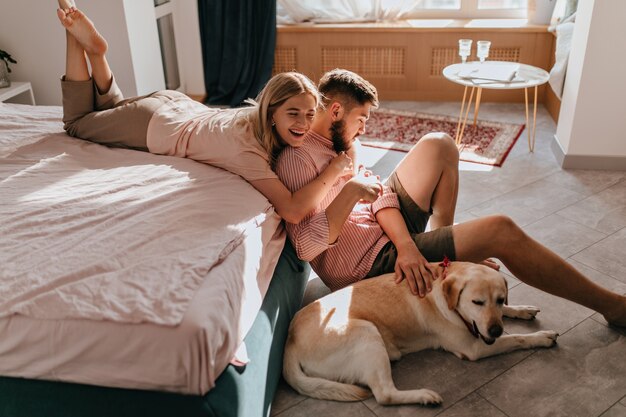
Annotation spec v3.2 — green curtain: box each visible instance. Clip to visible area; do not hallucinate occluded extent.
[198,0,276,107]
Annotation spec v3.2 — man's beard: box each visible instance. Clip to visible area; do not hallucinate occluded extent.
[330,119,350,153]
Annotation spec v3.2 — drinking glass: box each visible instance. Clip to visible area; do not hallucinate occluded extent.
[458,39,472,63]
[476,40,491,62]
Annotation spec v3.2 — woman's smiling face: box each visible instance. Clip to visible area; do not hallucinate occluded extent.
[272,93,317,148]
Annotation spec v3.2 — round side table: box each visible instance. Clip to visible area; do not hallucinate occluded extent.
[443,61,549,152]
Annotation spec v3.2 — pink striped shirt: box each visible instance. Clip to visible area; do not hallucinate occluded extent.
[275,130,400,291]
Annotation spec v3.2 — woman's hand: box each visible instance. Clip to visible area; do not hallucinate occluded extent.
[329,152,354,179]
[394,242,435,297]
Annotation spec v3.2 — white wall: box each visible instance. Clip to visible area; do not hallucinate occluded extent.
[174,0,205,96]
[122,0,166,96]
[0,0,205,106]
[555,0,626,160]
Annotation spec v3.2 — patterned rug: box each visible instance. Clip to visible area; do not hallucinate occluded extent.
[359,108,525,167]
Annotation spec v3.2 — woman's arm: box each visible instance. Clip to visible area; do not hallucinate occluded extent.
[250,152,353,224]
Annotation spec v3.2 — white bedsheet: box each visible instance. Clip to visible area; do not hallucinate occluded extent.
[0,103,286,393]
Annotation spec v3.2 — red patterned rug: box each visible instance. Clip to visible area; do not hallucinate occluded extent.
[360,108,525,167]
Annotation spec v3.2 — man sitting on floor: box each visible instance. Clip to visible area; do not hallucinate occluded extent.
[275,68,626,326]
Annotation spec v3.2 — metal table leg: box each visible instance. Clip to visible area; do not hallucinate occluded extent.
[524,85,539,152]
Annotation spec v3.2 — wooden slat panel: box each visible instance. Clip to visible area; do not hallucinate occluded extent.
[272,47,297,75]
[275,27,553,102]
[321,47,405,77]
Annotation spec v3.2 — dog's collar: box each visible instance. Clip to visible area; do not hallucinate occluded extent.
[455,309,479,339]
[439,255,451,279]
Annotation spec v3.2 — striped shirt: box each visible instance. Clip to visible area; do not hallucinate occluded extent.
[275,130,400,291]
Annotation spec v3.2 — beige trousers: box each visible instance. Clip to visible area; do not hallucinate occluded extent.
[60,77,186,151]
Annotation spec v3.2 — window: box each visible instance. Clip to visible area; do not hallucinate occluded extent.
[406,0,527,18]
[277,0,528,24]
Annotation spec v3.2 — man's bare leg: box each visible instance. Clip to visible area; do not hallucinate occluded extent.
[393,133,459,230]
[452,215,626,327]
[57,6,112,94]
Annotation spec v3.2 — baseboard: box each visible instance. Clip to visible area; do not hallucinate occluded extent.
[551,135,626,170]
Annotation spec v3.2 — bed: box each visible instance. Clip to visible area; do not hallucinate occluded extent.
[0,103,310,417]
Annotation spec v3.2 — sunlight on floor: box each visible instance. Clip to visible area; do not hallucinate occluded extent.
[459,160,495,172]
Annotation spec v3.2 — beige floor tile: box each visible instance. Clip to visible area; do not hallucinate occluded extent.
[274,397,376,417]
[463,152,561,196]
[363,348,531,417]
[599,403,626,417]
[504,282,594,335]
[456,176,503,212]
[478,318,626,417]
[435,393,507,417]
[572,228,626,284]
[544,170,624,197]
[270,379,307,416]
[523,214,607,258]
[468,178,587,226]
[557,180,626,234]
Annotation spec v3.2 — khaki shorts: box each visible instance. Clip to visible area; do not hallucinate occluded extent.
[366,171,456,278]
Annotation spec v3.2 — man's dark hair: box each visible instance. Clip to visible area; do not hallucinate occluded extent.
[318,69,379,110]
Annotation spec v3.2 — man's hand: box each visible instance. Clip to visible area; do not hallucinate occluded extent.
[348,167,382,203]
[394,241,435,297]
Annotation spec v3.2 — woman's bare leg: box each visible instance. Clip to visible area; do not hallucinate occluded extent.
[452,215,626,327]
[57,6,112,93]
[59,9,89,82]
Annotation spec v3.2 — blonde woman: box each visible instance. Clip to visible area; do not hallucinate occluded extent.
[56,3,353,223]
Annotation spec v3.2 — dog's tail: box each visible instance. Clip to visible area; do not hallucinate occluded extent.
[282,338,371,402]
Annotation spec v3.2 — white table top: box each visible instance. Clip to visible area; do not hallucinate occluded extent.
[443,61,549,90]
[0,81,33,102]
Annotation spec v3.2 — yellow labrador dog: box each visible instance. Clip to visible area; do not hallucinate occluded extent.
[283,261,558,406]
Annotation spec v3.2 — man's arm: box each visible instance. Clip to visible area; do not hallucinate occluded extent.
[375,207,435,297]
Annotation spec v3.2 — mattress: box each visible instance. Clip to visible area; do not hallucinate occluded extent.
[0,103,286,394]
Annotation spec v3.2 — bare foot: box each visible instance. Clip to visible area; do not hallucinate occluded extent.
[56,7,107,55]
[603,294,626,328]
[58,0,76,11]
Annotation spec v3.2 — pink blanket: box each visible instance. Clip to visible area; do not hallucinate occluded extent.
[0,103,284,327]
[0,103,287,393]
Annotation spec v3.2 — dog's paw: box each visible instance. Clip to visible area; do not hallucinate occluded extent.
[532,330,559,348]
[503,305,540,320]
[416,389,443,406]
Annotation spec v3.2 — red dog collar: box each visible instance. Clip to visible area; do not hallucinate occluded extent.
[439,255,451,279]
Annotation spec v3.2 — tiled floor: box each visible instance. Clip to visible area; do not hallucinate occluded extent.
[271,101,626,417]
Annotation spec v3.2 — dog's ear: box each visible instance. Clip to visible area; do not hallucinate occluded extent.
[502,275,509,305]
[442,274,465,310]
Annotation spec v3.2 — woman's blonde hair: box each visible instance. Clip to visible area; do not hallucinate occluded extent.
[247,72,320,168]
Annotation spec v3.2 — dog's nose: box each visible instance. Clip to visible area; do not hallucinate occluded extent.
[488,324,503,338]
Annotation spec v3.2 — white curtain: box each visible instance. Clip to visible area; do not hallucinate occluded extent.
[277,0,422,24]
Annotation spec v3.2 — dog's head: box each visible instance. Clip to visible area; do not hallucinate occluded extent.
[441,262,508,345]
